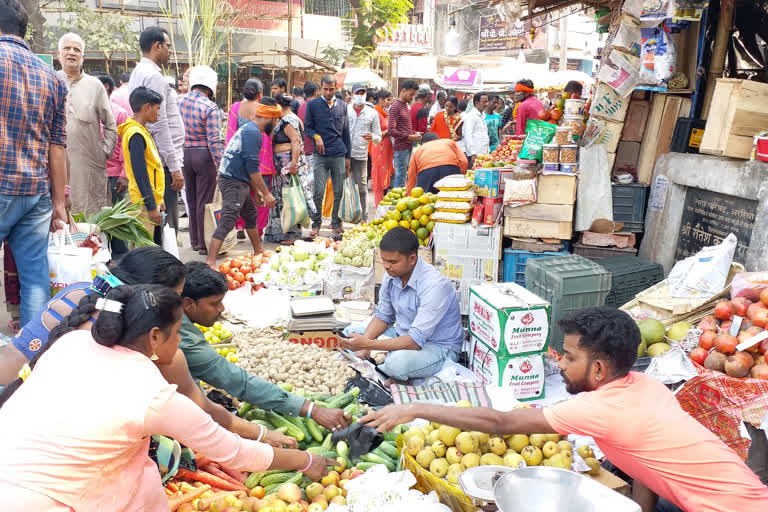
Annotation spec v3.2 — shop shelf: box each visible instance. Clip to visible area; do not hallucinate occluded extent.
[502,248,569,287]
[596,255,665,307]
[612,183,649,232]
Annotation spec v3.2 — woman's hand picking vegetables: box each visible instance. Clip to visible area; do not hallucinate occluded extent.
[303,454,336,482]
[359,403,416,432]
[312,406,352,432]
[263,429,298,449]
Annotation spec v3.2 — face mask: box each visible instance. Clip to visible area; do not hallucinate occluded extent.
[353,94,366,106]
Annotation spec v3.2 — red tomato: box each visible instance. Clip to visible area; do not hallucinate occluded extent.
[233,272,245,283]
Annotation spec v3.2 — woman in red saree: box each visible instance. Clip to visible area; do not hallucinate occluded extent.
[430,96,463,143]
[370,90,394,205]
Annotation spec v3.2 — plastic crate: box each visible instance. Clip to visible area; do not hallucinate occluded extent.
[612,183,649,232]
[525,255,612,352]
[502,248,569,287]
[573,243,638,260]
[596,255,665,307]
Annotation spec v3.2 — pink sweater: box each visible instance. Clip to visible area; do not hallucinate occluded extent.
[0,330,273,511]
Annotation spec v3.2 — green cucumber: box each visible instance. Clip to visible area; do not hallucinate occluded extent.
[283,414,311,441]
[245,472,262,489]
[349,386,360,397]
[343,402,359,416]
[266,412,305,441]
[321,433,333,451]
[307,392,332,402]
[355,462,378,471]
[278,382,293,392]
[334,456,351,471]
[306,446,337,458]
[361,452,395,471]
[260,471,299,487]
[285,472,303,485]
[249,419,270,427]
[336,441,350,459]
[326,391,355,409]
[237,402,253,418]
[264,483,282,495]
[372,447,396,463]
[305,417,324,442]
[275,426,289,434]
[377,441,400,460]
[245,408,267,421]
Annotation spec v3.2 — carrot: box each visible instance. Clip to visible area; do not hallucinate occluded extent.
[167,484,211,511]
[175,468,245,492]
[196,491,247,510]
[165,488,174,496]
[216,465,247,485]
[194,454,212,468]
[201,464,248,490]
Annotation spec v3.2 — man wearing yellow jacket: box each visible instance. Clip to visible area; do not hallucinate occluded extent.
[117,86,165,243]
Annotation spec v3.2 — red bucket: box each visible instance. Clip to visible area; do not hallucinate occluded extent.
[756,135,768,162]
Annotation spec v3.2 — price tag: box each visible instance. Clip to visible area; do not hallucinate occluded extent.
[730,316,743,336]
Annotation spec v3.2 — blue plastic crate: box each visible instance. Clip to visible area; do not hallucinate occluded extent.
[502,248,570,287]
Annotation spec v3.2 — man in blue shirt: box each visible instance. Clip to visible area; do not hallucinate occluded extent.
[304,75,352,238]
[341,227,463,381]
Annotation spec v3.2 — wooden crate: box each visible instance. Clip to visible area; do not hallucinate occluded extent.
[700,79,768,159]
[537,174,577,205]
[636,94,692,184]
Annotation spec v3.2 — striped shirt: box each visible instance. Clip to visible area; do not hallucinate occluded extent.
[0,35,67,196]
[177,90,223,168]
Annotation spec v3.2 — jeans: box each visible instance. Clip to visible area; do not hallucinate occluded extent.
[350,158,368,220]
[213,177,258,241]
[0,193,53,325]
[107,176,129,258]
[392,149,411,189]
[311,155,345,230]
[343,322,459,381]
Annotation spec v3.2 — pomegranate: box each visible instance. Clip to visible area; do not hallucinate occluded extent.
[714,300,734,321]
[760,339,768,356]
[689,347,708,366]
[537,108,551,121]
[720,320,733,334]
[747,301,767,319]
[714,334,738,355]
[761,288,768,307]
[704,351,727,372]
[750,364,768,380]
[725,352,753,378]
[731,297,752,317]
[699,331,717,351]
[752,353,766,366]
[697,316,718,332]
[752,309,768,328]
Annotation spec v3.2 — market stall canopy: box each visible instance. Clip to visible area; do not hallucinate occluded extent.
[235,34,336,71]
[335,68,388,89]
[529,70,595,90]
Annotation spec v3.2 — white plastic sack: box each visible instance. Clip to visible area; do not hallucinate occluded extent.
[574,145,613,232]
[325,263,375,302]
[161,223,179,258]
[668,233,737,299]
[48,227,93,296]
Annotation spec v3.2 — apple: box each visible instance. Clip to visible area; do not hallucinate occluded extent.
[753,309,768,328]
[714,300,734,321]
[699,330,716,350]
[689,347,709,365]
[732,297,752,317]
[747,301,767,319]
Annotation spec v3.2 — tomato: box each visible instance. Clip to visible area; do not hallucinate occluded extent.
[226,276,237,290]
[240,264,252,274]
[230,259,242,269]
[219,261,231,274]
[233,272,245,283]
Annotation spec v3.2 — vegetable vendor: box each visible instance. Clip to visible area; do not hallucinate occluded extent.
[360,307,768,512]
[509,79,543,136]
[0,285,334,510]
[178,262,353,432]
[341,227,463,381]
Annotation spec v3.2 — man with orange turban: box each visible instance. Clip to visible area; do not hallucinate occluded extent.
[511,79,543,136]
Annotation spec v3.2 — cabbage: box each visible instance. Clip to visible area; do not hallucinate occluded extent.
[293,249,309,262]
[303,270,320,285]
[287,274,302,286]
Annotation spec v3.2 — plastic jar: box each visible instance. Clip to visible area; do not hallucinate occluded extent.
[559,145,578,164]
[515,159,539,179]
[542,144,560,163]
[555,126,574,145]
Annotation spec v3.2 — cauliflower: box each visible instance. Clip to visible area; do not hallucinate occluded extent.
[341,244,357,258]
[351,255,365,267]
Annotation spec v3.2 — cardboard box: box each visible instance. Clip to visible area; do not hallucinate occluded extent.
[468,282,551,356]
[285,330,341,350]
[537,174,577,205]
[473,168,515,198]
[503,218,573,240]
[468,336,545,400]
[433,254,499,315]
[433,222,502,259]
[483,197,503,225]
[503,203,574,223]
[374,246,432,285]
[590,82,631,122]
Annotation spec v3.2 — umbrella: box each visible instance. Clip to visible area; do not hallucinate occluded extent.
[528,70,595,90]
[335,67,388,90]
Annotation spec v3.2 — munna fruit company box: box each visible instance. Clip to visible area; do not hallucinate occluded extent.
[469,282,551,357]
[469,336,545,401]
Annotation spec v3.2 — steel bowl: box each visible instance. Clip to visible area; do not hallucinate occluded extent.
[492,466,641,512]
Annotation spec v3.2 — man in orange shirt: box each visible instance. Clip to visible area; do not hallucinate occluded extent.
[406,132,468,194]
[361,307,768,512]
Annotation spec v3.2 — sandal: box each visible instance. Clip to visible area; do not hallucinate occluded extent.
[280,239,295,246]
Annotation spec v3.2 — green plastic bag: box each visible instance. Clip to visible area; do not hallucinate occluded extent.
[281,174,310,233]
[519,119,557,161]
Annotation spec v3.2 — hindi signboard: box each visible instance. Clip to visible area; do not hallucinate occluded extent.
[478,15,546,53]
[675,188,756,264]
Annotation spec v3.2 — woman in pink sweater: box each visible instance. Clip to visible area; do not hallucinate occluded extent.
[0,285,331,511]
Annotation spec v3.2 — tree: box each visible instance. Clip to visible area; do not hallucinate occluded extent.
[347,0,412,66]
[46,0,136,73]
[173,0,240,68]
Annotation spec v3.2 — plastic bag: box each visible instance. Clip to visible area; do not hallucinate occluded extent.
[519,119,557,161]
[339,175,363,224]
[731,272,768,301]
[640,27,677,86]
[48,227,93,296]
[434,175,472,191]
[641,0,671,23]
[597,51,641,97]
[435,200,472,212]
[612,14,642,56]
[161,224,179,258]
[281,175,310,233]
[575,145,613,231]
[431,211,471,223]
[436,189,475,201]
[668,234,737,299]
[503,177,537,206]
[322,178,333,218]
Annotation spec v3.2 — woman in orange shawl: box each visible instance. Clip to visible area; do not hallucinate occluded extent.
[370,90,394,205]
[430,96,463,143]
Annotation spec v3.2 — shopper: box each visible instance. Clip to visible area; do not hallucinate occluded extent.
[410,84,432,135]
[271,77,300,113]
[462,92,490,166]
[264,94,315,244]
[511,78,543,136]
[207,101,277,265]
[484,95,502,151]
[298,81,319,159]
[428,90,447,126]
[180,262,353,431]
[371,89,394,206]
[500,97,516,135]
[304,75,351,238]
[389,80,421,188]
[361,307,768,512]
[117,87,166,244]
[347,83,382,222]
[406,133,468,194]
[177,66,222,255]
[128,26,185,233]
[57,32,117,216]
[0,284,333,509]
[563,80,584,98]
[111,71,133,114]
[0,0,68,326]
[341,228,462,381]
[292,86,305,105]
[96,73,131,258]
[430,96,463,143]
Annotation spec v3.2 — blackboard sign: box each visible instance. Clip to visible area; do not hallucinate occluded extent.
[675,188,756,263]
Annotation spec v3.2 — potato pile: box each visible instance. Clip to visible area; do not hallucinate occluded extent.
[234,331,356,395]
